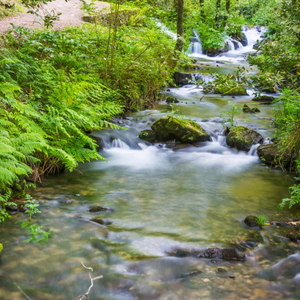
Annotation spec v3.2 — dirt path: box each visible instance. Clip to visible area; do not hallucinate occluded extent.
[0,0,109,33]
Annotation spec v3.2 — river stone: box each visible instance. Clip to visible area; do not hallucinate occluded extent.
[226,126,263,151]
[257,144,292,167]
[89,206,109,213]
[243,104,260,113]
[197,248,245,261]
[87,134,104,151]
[244,215,259,227]
[139,130,157,143]
[151,116,210,143]
[252,95,275,102]
[166,96,179,104]
[91,216,113,226]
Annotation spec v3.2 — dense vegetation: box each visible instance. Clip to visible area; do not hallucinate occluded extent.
[1,0,300,253]
[0,3,180,228]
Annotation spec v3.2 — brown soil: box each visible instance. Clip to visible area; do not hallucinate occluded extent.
[0,0,109,33]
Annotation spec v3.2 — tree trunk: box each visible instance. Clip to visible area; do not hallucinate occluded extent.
[224,0,230,26]
[215,0,221,26]
[175,0,184,52]
[200,0,204,20]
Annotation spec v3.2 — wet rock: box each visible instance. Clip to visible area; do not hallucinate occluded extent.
[151,116,211,144]
[210,117,223,123]
[87,134,105,152]
[5,205,17,212]
[257,144,293,168]
[228,276,235,280]
[166,96,179,104]
[173,72,193,86]
[223,127,230,136]
[59,199,73,204]
[91,216,113,226]
[243,104,260,113]
[18,203,29,213]
[286,233,300,242]
[89,206,110,213]
[217,268,227,273]
[239,32,248,47]
[181,270,202,278]
[252,95,275,102]
[226,126,264,151]
[197,248,245,261]
[244,215,259,227]
[139,130,157,143]
[210,260,223,264]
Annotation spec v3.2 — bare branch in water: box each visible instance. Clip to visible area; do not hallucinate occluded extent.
[75,262,103,300]
[13,281,32,300]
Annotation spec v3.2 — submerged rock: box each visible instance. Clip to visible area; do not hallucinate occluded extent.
[226,126,263,151]
[244,215,259,227]
[91,216,113,226]
[89,206,110,213]
[167,247,245,261]
[197,248,245,261]
[181,270,202,278]
[252,95,275,102]
[243,104,260,113]
[257,144,292,167]
[217,268,227,273]
[151,116,210,144]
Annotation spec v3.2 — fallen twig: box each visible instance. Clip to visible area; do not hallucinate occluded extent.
[76,262,103,300]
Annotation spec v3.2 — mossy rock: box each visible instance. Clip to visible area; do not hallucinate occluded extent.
[139,130,157,143]
[215,85,248,96]
[151,116,210,143]
[243,104,260,113]
[244,216,259,227]
[166,96,179,104]
[223,86,248,96]
[226,126,263,151]
[252,95,275,102]
[257,144,292,168]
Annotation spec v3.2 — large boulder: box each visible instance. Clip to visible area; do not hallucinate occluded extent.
[151,116,210,143]
[226,126,263,151]
[257,144,292,167]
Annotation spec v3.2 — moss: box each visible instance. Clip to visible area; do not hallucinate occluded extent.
[226,126,263,151]
[139,130,157,143]
[151,115,210,143]
[223,86,248,96]
[257,144,292,167]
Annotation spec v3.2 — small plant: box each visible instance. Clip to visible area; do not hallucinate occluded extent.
[279,179,300,209]
[24,194,41,222]
[220,101,241,130]
[25,224,54,243]
[256,215,268,227]
[0,243,3,254]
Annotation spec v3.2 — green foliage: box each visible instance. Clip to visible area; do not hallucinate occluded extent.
[279,179,300,209]
[256,215,268,226]
[221,101,241,130]
[24,194,40,222]
[0,243,2,253]
[0,0,25,20]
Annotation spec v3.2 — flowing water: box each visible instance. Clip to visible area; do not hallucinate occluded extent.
[1,27,300,300]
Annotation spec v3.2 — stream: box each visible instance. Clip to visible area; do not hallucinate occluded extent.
[1,27,300,300]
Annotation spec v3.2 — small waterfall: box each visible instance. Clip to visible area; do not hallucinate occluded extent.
[242,26,267,47]
[156,21,177,40]
[111,139,130,149]
[248,143,260,156]
[192,73,214,84]
[188,30,203,55]
[225,37,243,52]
